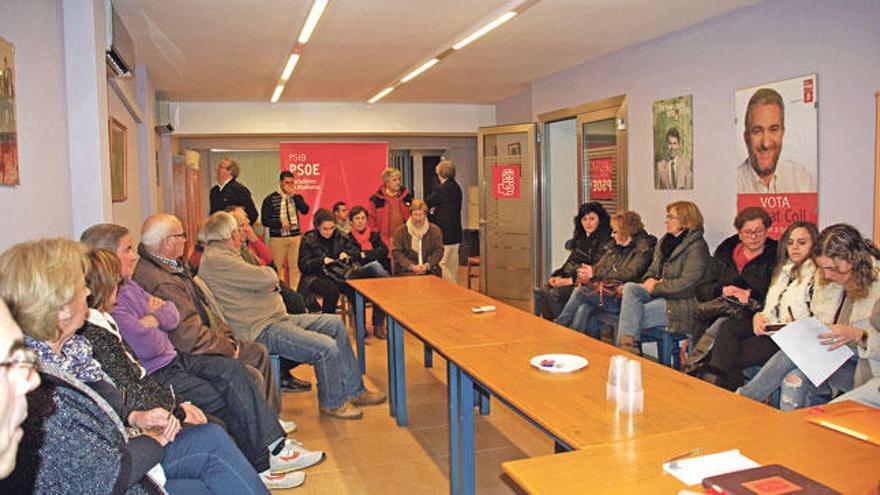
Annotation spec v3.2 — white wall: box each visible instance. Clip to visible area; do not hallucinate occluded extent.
[499,0,880,248]
[108,86,143,241]
[545,119,578,272]
[172,101,495,135]
[0,0,72,249]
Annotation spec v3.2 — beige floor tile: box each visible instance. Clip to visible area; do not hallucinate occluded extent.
[357,457,448,495]
[291,467,369,495]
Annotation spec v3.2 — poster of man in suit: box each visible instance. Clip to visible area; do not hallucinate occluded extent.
[653,95,693,190]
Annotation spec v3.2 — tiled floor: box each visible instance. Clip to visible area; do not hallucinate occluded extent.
[275,269,554,494]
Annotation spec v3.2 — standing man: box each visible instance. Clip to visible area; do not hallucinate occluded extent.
[367,167,413,253]
[655,127,693,190]
[209,158,259,225]
[261,171,309,288]
[426,159,463,282]
[736,88,816,193]
[332,201,351,235]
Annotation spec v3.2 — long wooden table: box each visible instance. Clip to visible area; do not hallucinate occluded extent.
[348,277,779,494]
[502,401,880,494]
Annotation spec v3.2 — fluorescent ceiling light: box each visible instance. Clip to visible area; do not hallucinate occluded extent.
[453,11,516,50]
[271,84,285,103]
[400,58,439,83]
[281,53,300,81]
[298,0,328,44]
[368,87,395,104]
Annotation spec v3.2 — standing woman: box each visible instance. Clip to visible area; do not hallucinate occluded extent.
[391,199,444,277]
[699,221,818,390]
[261,171,310,288]
[616,201,710,349]
[426,159,463,283]
[538,202,612,321]
[739,224,880,410]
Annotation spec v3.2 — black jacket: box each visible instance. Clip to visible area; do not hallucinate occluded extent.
[550,230,613,280]
[426,179,463,245]
[695,234,779,304]
[592,229,657,284]
[209,178,258,225]
[260,191,309,237]
[347,230,390,272]
[297,229,361,294]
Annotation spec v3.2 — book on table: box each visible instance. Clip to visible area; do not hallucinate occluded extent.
[702,464,841,494]
[805,403,880,446]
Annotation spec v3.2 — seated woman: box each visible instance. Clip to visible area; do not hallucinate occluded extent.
[554,211,656,335]
[831,297,880,408]
[698,222,817,390]
[687,208,778,371]
[616,201,710,350]
[347,205,391,338]
[0,238,273,494]
[538,202,611,321]
[391,199,444,277]
[299,208,364,313]
[739,224,880,410]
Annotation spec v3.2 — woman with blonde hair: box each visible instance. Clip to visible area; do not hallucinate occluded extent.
[391,199,444,277]
[615,201,710,349]
[0,239,274,493]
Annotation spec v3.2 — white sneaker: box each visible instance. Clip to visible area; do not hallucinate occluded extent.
[260,469,305,490]
[270,439,325,474]
[279,419,297,434]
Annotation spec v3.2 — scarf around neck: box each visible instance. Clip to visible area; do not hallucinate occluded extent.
[351,226,374,251]
[406,217,430,265]
[277,188,298,235]
[26,333,105,384]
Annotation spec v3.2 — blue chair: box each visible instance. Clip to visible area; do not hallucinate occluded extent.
[587,312,619,340]
[639,327,688,369]
[533,287,542,316]
[270,354,281,397]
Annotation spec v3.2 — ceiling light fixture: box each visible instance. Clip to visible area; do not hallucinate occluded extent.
[270,84,285,103]
[281,53,300,81]
[452,11,516,50]
[298,0,329,44]
[400,58,439,83]
[368,87,395,104]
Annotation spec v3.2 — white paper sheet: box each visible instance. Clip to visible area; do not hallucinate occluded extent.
[662,449,759,486]
[770,317,854,387]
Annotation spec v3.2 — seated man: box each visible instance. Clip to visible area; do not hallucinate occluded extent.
[80,223,323,476]
[197,211,386,420]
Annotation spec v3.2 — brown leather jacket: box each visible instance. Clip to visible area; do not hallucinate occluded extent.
[132,243,236,356]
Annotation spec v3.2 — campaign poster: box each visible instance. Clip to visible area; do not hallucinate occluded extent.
[590,157,614,200]
[0,36,18,186]
[653,95,693,190]
[279,142,388,229]
[735,75,818,239]
[493,164,520,199]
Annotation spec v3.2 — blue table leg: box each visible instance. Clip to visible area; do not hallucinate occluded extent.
[479,387,491,416]
[393,319,408,426]
[447,362,460,495]
[386,314,396,418]
[423,344,433,368]
[355,292,366,375]
[460,371,475,495]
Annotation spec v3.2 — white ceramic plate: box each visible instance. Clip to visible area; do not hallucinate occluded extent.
[530,354,588,373]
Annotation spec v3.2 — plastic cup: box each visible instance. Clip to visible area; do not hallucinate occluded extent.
[622,359,643,392]
[606,355,628,401]
[617,359,644,414]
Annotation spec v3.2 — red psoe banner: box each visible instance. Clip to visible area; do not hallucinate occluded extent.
[280,142,388,229]
[493,164,521,199]
[590,157,614,200]
[737,192,818,240]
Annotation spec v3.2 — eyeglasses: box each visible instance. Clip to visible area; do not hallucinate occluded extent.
[0,347,38,384]
[740,228,766,238]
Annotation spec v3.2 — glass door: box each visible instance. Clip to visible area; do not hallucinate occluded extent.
[478,123,538,311]
[577,100,628,214]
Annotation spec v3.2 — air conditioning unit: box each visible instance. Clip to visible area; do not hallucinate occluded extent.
[155,101,179,133]
[105,0,135,77]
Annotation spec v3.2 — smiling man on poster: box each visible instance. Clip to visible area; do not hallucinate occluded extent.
[736,88,816,194]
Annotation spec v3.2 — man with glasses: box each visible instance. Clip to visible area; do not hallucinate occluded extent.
[261,171,310,288]
[210,158,259,224]
[0,300,40,480]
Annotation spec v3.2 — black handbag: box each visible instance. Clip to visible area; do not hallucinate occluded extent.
[694,295,762,322]
[323,259,360,284]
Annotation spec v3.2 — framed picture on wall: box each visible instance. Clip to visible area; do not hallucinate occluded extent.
[0,35,19,186]
[507,142,521,156]
[652,95,693,190]
[109,118,127,202]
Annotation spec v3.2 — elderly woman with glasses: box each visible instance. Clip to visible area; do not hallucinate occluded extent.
[0,239,274,494]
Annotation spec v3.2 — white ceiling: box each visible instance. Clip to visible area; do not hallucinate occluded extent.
[114,0,759,104]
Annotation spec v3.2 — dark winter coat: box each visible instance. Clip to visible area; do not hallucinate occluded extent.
[210,178,258,225]
[426,179,463,245]
[695,234,779,305]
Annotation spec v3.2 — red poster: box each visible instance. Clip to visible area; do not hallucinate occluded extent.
[493,164,520,199]
[737,193,818,240]
[279,142,388,228]
[590,157,613,200]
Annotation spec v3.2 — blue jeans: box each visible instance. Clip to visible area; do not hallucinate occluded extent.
[739,350,856,410]
[555,286,620,334]
[164,423,268,495]
[256,313,365,409]
[615,282,668,344]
